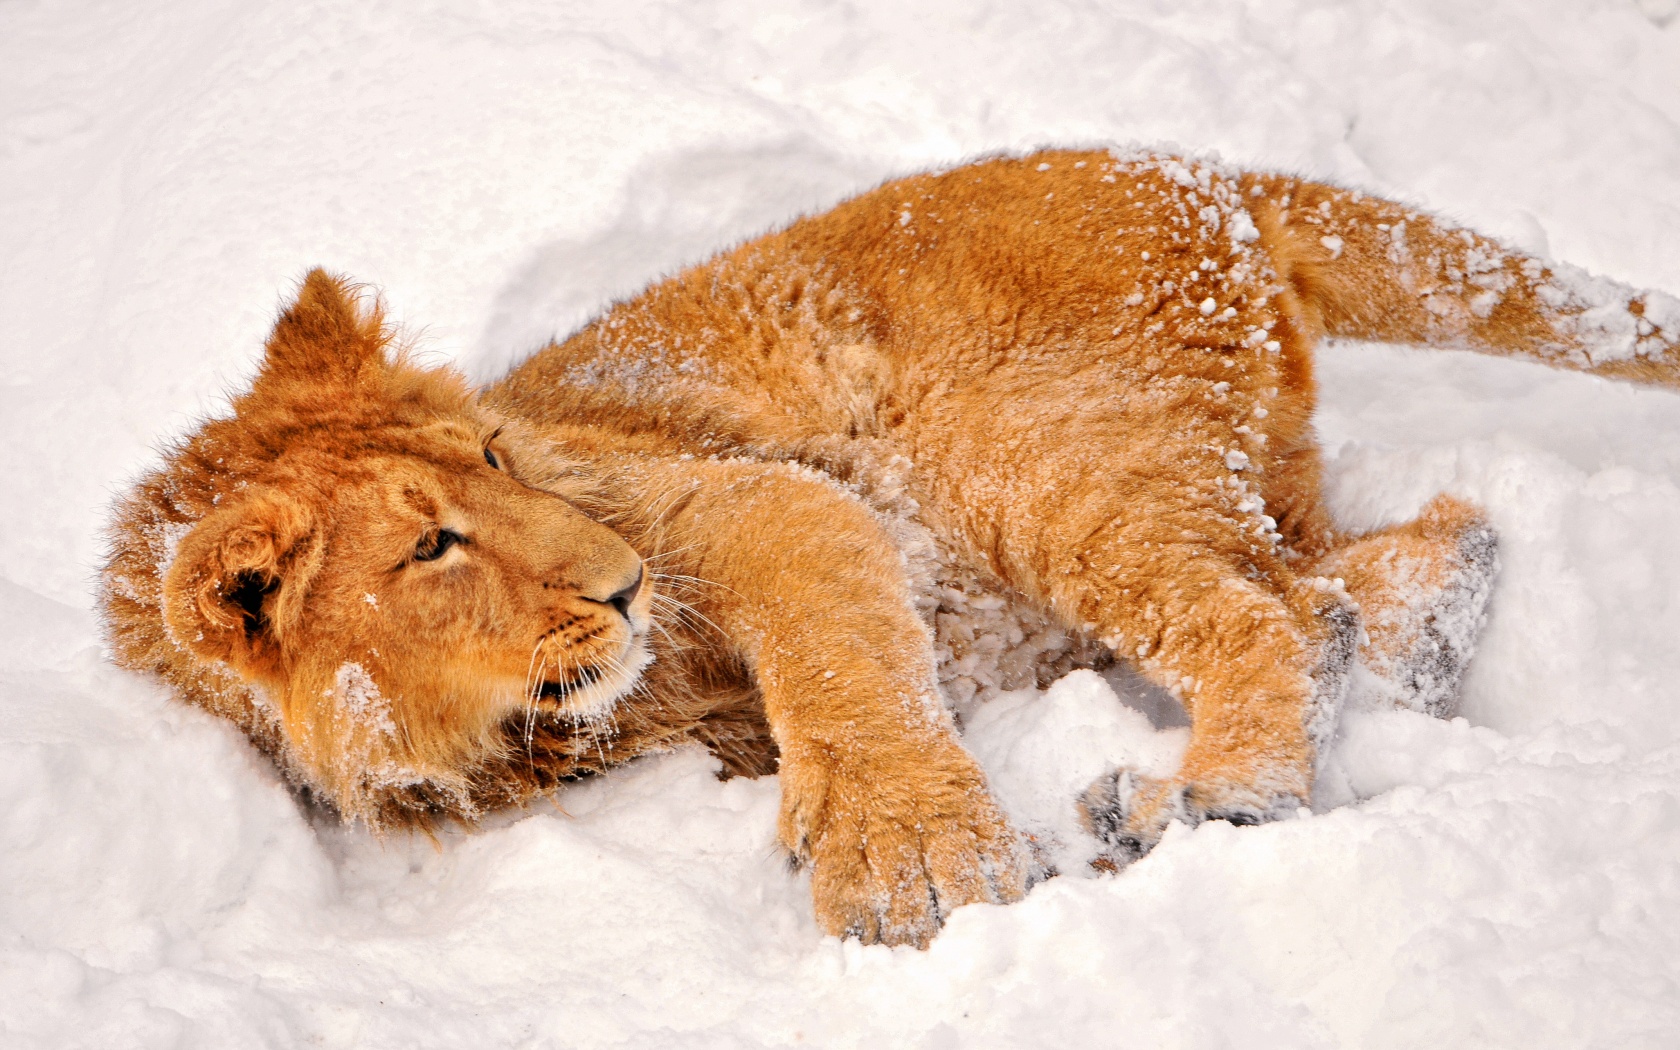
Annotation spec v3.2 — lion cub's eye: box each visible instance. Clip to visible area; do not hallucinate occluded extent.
[413,528,464,563]
[483,446,502,470]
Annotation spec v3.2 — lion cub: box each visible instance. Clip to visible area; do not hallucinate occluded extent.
[102,149,1680,947]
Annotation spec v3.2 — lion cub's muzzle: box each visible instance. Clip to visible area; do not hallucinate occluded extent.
[529,559,654,720]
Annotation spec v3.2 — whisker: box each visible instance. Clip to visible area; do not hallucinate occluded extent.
[525,647,550,755]
[649,568,740,598]
[641,488,689,534]
[649,591,729,642]
[521,643,545,757]
[646,580,710,604]
[647,617,696,653]
[642,543,703,565]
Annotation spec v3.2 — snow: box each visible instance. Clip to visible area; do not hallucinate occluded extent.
[4,0,1680,1046]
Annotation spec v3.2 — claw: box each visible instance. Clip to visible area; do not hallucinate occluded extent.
[1080,767,1304,866]
[799,760,1031,947]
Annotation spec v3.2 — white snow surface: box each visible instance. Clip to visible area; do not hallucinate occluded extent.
[5,1,1680,1046]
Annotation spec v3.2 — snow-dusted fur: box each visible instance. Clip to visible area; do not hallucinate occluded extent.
[102,148,1679,947]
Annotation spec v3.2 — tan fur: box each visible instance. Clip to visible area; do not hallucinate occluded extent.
[101,148,1680,947]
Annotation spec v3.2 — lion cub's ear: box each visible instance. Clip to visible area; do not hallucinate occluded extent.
[162,488,323,683]
[257,268,388,389]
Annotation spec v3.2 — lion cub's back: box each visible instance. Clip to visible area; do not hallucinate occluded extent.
[493,149,1286,458]
[778,148,1275,368]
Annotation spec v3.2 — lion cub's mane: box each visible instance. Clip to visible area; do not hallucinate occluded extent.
[99,292,780,829]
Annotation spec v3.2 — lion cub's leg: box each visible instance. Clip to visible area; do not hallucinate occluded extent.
[1312,495,1498,718]
[649,461,1030,947]
[1071,545,1359,862]
[918,443,1356,859]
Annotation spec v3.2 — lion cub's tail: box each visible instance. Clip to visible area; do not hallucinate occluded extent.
[1241,173,1680,391]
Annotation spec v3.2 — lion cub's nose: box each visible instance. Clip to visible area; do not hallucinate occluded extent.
[603,565,644,623]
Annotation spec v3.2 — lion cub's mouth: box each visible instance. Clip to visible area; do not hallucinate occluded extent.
[537,666,605,698]
[530,634,652,721]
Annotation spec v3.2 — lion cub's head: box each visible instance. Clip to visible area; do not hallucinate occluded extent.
[102,271,653,825]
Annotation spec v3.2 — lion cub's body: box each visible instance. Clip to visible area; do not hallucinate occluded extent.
[103,148,1680,947]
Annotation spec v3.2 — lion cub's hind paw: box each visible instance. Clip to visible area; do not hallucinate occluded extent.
[1078,769,1302,868]
[1078,769,1175,866]
[1321,494,1500,719]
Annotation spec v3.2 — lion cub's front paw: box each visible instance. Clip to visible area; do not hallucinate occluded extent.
[1078,768,1303,865]
[782,747,1031,948]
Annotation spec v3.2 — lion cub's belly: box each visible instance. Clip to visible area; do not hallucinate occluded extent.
[925,565,1114,723]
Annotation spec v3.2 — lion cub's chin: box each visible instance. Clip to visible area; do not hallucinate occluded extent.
[533,635,654,722]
